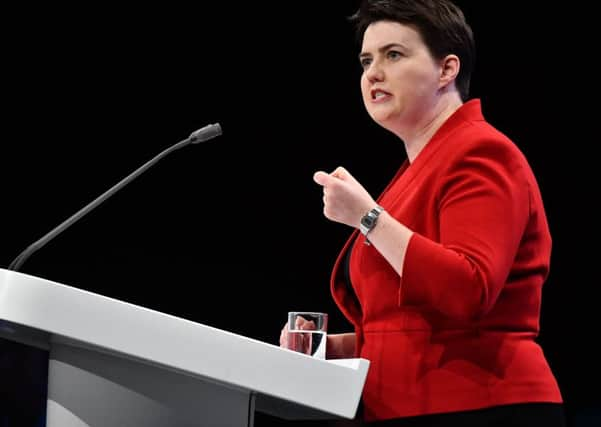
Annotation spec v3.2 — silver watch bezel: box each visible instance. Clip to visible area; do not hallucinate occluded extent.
[360,205,384,236]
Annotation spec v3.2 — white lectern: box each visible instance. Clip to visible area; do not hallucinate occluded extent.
[0,268,369,426]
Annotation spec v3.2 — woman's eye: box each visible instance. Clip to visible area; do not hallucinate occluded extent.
[360,58,372,68]
[387,50,402,60]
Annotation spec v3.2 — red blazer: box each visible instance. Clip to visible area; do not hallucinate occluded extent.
[331,100,562,421]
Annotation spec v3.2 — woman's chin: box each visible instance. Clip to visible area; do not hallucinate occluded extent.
[367,104,396,120]
[370,111,397,129]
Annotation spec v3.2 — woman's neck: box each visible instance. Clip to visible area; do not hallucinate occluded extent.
[398,92,463,163]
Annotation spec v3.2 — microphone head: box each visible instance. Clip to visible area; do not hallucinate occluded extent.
[189,123,222,143]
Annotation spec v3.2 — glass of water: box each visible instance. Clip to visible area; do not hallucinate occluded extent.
[286,311,328,359]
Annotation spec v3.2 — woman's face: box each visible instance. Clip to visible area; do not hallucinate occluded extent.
[359,21,443,130]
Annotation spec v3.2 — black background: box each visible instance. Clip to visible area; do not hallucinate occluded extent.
[1,1,597,425]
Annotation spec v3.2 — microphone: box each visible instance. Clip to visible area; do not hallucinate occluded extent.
[7,123,223,272]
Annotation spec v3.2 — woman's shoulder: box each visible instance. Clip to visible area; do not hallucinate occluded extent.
[449,119,528,165]
[433,120,538,193]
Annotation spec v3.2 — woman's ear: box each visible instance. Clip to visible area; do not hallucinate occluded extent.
[439,54,460,89]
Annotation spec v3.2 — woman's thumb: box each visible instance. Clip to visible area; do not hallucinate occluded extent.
[313,171,330,186]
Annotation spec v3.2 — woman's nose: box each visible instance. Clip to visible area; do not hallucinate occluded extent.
[365,61,384,83]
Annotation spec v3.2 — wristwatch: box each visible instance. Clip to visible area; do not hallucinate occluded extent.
[359,205,384,240]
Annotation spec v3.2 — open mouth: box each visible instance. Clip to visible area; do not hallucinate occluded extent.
[371,89,392,100]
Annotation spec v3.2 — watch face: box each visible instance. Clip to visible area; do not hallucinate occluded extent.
[361,216,375,227]
[361,206,383,236]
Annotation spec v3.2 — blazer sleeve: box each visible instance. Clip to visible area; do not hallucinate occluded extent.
[399,137,530,320]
